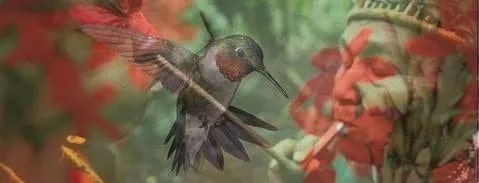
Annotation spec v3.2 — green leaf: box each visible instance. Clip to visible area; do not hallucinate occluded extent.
[393,166,406,183]
[390,121,406,157]
[405,100,423,135]
[321,99,333,118]
[415,148,431,174]
[292,135,318,162]
[437,122,478,165]
[1,67,43,135]
[57,30,91,65]
[438,140,469,166]
[270,138,297,161]
[375,75,409,114]
[453,121,478,140]
[406,170,422,183]
[415,148,431,165]
[381,151,395,183]
[0,27,17,63]
[357,82,390,110]
[432,53,470,126]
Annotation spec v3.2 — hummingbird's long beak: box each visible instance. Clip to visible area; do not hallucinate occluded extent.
[259,70,289,98]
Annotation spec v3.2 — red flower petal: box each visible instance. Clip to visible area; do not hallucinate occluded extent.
[92,84,118,107]
[116,0,144,14]
[347,28,372,58]
[365,57,397,78]
[303,167,335,183]
[84,43,115,71]
[338,127,371,164]
[405,32,458,58]
[432,160,478,183]
[70,170,95,183]
[290,48,340,136]
[69,1,157,36]
[69,4,129,26]
[454,82,478,123]
[355,110,394,143]
[127,64,151,90]
[311,48,341,72]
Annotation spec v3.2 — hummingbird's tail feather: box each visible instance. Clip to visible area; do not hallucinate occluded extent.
[201,130,224,170]
[212,126,250,161]
[203,106,277,163]
[165,103,194,174]
[165,106,277,173]
[228,106,278,131]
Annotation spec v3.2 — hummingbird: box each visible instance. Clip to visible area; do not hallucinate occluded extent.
[79,14,288,173]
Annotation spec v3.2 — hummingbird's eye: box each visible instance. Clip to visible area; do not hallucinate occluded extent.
[235,48,245,58]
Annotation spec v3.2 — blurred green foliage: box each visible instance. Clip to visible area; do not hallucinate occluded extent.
[107,0,355,182]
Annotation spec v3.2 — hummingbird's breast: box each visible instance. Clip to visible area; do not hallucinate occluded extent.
[197,47,240,106]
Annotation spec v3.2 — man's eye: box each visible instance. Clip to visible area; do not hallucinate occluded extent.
[371,58,397,77]
[235,48,245,57]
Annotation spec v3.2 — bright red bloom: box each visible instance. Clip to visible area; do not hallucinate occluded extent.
[70,171,95,183]
[293,28,396,182]
[69,0,195,90]
[405,0,478,123]
[142,0,196,41]
[69,0,158,36]
[432,160,477,183]
[0,0,122,139]
[290,48,341,136]
[69,0,157,90]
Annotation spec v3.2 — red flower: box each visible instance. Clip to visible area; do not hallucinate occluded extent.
[69,0,196,90]
[301,146,336,183]
[290,48,341,136]
[70,171,95,183]
[142,0,196,41]
[69,0,158,36]
[292,28,396,182]
[0,0,122,139]
[432,160,477,183]
[405,0,478,123]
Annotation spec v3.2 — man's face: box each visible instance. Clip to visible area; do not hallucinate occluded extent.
[329,20,418,165]
[332,20,412,126]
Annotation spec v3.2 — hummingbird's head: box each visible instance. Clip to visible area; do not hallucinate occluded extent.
[213,35,288,98]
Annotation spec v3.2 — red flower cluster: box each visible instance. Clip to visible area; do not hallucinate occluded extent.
[405,0,478,181]
[405,0,478,123]
[290,48,341,136]
[292,28,396,182]
[0,0,196,146]
[0,0,122,139]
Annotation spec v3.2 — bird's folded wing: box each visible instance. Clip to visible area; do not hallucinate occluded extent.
[80,24,198,92]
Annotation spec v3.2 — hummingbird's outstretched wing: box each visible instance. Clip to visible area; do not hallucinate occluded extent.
[80,24,198,92]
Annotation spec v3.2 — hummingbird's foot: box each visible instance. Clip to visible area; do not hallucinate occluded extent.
[199,115,209,129]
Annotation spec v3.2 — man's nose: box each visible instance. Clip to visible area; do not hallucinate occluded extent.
[333,85,359,104]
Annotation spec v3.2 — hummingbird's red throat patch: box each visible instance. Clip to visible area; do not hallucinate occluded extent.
[215,52,247,82]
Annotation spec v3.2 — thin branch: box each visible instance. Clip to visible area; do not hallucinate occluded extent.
[0,162,24,183]
[348,8,466,45]
[61,146,103,183]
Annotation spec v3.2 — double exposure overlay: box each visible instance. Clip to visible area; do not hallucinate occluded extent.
[0,0,477,183]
